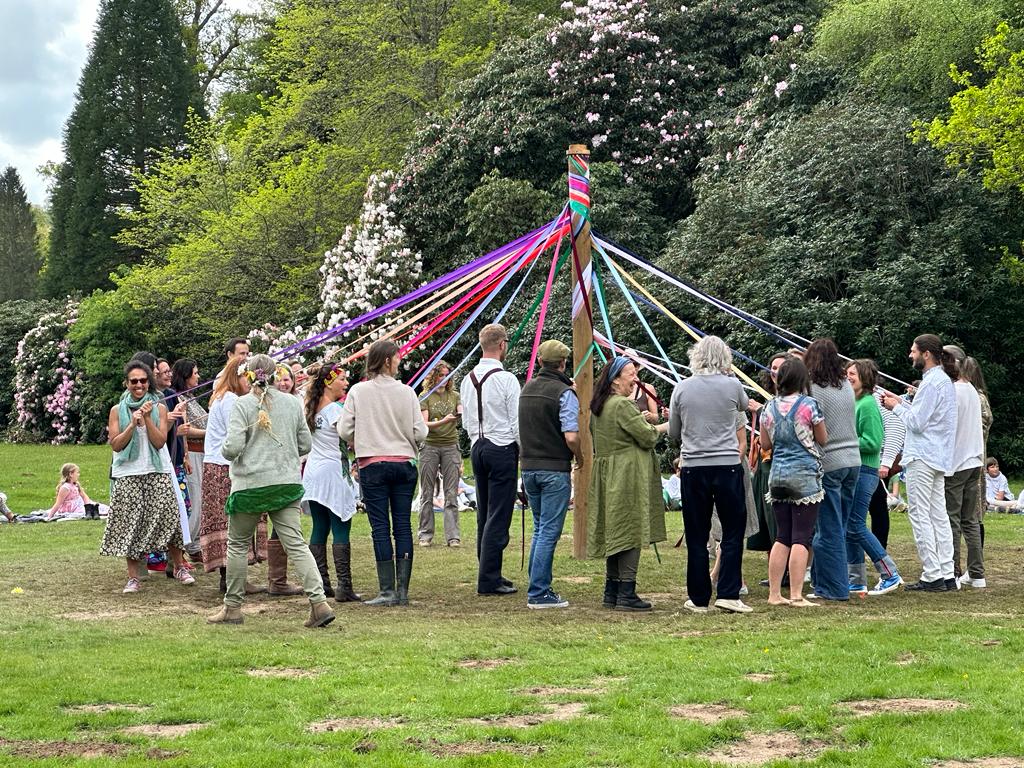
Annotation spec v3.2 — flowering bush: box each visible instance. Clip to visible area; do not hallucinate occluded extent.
[250,171,423,362]
[12,300,84,444]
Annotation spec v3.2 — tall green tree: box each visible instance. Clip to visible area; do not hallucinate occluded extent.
[44,0,199,297]
[0,167,41,301]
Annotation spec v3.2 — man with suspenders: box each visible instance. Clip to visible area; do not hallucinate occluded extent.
[461,324,522,595]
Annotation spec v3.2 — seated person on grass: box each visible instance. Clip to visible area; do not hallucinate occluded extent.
[985,458,1020,512]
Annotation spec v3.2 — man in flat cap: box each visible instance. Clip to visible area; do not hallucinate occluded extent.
[518,339,583,609]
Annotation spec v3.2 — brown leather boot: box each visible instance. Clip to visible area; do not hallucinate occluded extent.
[332,543,361,602]
[267,539,303,596]
[207,605,243,624]
[309,543,335,598]
[303,600,335,628]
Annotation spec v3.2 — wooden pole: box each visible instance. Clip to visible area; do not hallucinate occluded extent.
[567,144,594,560]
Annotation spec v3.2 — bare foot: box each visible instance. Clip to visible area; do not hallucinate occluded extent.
[767,596,791,606]
[788,598,819,608]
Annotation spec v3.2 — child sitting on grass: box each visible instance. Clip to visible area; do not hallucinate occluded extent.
[46,463,95,520]
[1,491,15,523]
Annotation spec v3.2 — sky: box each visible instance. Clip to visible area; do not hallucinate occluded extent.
[0,0,257,206]
[0,0,99,204]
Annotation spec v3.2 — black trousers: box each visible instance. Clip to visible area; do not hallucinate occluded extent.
[680,464,746,605]
[868,477,890,549]
[471,438,519,592]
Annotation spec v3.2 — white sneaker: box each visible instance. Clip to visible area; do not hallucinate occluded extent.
[683,599,709,614]
[174,567,196,586]
[739,583,749,596]
[804,567,812,584]
[714,598,753,614]
[958,574,987,589]
[123,578,140,594]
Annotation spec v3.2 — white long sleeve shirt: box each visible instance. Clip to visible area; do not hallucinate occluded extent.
[460,359,520,447]
[949,380,984,475]
[892,365,957,475]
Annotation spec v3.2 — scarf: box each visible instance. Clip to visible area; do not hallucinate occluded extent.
[113,390,163,469]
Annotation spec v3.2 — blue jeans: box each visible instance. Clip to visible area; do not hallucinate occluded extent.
[360,460,418,562]
[846,466,890,577]
[523,470,571,600]
[811,465,859,600]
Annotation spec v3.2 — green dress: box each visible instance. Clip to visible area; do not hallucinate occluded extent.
[587,395,666,558]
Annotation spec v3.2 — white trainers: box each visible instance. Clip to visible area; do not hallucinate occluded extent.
[174,567,196,586]
[683,599,709,614]
[714,598,753,614]
[958,574,987,589]
[123,578,140,594]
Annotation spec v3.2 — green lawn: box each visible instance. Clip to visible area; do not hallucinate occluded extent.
[2,444,1024,766]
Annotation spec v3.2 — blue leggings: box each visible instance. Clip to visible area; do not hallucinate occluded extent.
[308,500,351,545]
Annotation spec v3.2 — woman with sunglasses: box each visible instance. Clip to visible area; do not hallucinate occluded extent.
[101,360,196,593]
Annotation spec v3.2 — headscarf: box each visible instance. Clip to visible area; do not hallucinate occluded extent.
[608,355,630,382]
[113,390,162,469]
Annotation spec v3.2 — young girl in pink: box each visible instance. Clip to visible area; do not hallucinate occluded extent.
[46,464,94,520]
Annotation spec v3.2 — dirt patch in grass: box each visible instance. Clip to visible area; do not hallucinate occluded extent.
[894,652,918,666]
[247,667,319,679]
[307,717,404,732]
[645,592,676,600]
[841,698,966,716]
[522,682,608,697]
[147,748,185,759]
[933,759,1024,768]
[743,673,775,683]
[457,658,515,670]
[980,639,1002,647]
[408,737,543,757]
[704,731,825,765]
[0,737,129,759]
[64,703,151,714]
[352,739,377,754]
[555,576,592,584]
[119,723,208,738]
[464,701,588,728]
[669,703,747,725]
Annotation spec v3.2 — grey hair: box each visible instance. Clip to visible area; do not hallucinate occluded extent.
[247,353,278,385]
[688,335,732,375]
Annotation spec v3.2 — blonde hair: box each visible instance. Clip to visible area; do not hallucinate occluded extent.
[58,463,78,492]
[479,323,507,352]
[246,354,279,433]
[423,361,454,393]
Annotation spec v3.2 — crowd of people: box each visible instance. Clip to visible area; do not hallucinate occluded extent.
[0,326,1008,625]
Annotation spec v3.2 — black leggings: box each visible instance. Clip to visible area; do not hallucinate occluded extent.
[773,501,819,548]
[605,548,641,581]
[868,479,890,549]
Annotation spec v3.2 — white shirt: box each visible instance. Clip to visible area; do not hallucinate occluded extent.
[203,392,238,466]
[460,358,520,447]
[893,364,957,475]
[986,471,1010,503]
[948,381,984,475]
[302,401,356,521]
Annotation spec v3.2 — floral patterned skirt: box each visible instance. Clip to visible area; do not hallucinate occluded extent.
[200,463,267,572]
[100,473,184,559]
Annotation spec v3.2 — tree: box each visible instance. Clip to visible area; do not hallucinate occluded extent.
[0,167,41,301]
[176,0,270,99]
[44,0,199,297]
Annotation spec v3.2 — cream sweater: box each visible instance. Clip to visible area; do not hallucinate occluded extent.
[338,375,427,459]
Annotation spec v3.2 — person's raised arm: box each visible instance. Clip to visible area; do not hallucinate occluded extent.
[142,403,168,449]
[108,404,141,453]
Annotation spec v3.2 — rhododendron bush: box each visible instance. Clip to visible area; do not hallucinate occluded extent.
[12,300,85,444]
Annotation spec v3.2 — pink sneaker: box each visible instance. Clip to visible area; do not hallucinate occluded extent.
[174,567,196,586]
[123,578,140,594]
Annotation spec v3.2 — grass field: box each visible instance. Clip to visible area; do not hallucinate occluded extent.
[2,444,1024,766]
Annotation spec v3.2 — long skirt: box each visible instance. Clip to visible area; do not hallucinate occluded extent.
[200,463,267,572]
[100,473,183,559]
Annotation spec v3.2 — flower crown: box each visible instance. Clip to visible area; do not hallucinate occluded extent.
[238,360,272,385]
[323,364,344,388]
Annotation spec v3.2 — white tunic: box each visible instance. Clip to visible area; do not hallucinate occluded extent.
[302,401,356,521]
[111,425,173,478]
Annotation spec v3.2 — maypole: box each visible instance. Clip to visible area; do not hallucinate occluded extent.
[568,144,594,560]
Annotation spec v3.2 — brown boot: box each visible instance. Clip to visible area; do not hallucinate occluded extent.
[303,600,335,628]
[207,605,244,624]
[333,543,361,602]
[309,543,335,598]
[267,539,303,597]
[244,580,267,595]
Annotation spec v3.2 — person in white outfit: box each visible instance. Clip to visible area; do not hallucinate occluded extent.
[881,334,958,592]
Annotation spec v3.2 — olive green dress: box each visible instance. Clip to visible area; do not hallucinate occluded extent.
[587,395,666,558]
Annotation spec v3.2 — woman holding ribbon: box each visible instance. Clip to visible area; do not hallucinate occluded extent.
[588,356,668,611]
[100,360,196,594]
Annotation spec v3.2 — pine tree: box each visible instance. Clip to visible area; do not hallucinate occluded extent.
[44,0,200,297]
[0,167,41,300]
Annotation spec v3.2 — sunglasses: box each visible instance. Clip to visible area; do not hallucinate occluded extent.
[128,377,148,385]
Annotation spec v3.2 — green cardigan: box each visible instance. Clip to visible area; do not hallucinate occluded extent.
[854,394,884,469]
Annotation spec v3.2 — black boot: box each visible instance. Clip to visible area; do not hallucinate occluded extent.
[364,560,398,607]
[602,579,619,608]
[333,543,361,602]
[396,557,412,606]
[309,543,335,598]
[614,581,652,612]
